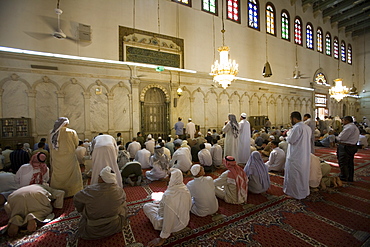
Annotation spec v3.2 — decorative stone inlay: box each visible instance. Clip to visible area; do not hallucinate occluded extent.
[139,84,170,102]
[10,73,19,81]
[96,79,102,86]
[70,78,77,84]
[42,76,49,83]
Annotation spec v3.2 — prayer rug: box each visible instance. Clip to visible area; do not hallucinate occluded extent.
[0,147,369,246]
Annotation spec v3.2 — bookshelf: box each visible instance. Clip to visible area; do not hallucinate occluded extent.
[0,118,34,149]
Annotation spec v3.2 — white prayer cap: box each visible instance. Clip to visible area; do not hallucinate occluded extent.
[190,164,201,176]
[188,118,192,121]
[269,135,275,140]
[147,134,152,139]
[363,116,367,119]
[84,139,89,142]
[279,136,285,141]
[241,113,247,118]
[99,166,117,184]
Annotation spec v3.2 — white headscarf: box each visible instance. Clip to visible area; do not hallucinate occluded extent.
[50,117,69,150]
[228,114,239,138]
[99,166,117,184]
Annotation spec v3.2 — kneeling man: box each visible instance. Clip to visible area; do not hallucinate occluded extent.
[74,166,127,240]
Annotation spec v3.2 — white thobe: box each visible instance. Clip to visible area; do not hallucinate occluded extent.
[145,140,156,155]
[198,149,212,167]
[186,122,196,139]
[127,141,141,159]
[204,143,212,150]
[265,147,286,171]
[91,135,122,187]
[283,122,311,199]
[210,144,223,167]
[170,147,192,172]
[15,164,50,187]
[222,123,238,158]
[163,147,171,161]
[186,176,218,217]
[279,141,288,154]
[143,183,191,238]
[304,118,316,154]
[237,119,251,164]
[134,149,151,169]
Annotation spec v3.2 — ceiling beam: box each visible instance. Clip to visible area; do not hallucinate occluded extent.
[313,0,344,13]
[302,0,316,5]
[331,2,370,23]
[352,27,370,37]
[338,11,370,28]
[345,19,370,33]
[322,0,358,17]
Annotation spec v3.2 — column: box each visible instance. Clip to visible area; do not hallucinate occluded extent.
[27,89,37,138]
[130,78,140,138]
[107,92,115,134]
[83,92,92,138]
[56,90,65,117]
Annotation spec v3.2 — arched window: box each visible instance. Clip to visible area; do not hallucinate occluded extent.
[306,22,313,49]
[317,27,323,53]
[202,0,218,15]
[266,3,275,35]
[348,44,352,65]
[172,0,191,6]
[281,10,290,41]
[333,37,339,59]
[294,16,302,45]
[341,41,346,62]
[325,32,331,56]
[248,0,259,30]
[227,0,240,23]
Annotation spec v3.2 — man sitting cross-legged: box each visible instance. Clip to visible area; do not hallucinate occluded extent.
[186,164,218,217]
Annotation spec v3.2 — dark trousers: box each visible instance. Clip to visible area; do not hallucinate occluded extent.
[337,144,358,182]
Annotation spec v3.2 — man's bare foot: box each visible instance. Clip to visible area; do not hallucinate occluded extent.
[333,177,338,187]
[7,223,19,237]
[320,180,327,190]
[27,219,37,232]
[336,177,343,187]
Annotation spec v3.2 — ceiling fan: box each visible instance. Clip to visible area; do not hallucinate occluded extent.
[25,0,76,41]
[287,45,309,80]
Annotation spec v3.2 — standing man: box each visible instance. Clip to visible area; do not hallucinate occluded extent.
[186,118,196,139]
[49,117,83,197]
[174,117,185,140]
[236,113,251,165]
[303,114,316,154]
[283,111,311,200]
[336,116,360,182]
[9,143,30,173]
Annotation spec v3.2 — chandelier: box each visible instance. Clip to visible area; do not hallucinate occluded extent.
[210,2,238,89]
[329,78,349,102]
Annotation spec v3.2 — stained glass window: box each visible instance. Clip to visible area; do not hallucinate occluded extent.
[248,0,259,30]
[315,72,328,85]
[294,17,302,45]
[333,37,339,59]
[325,32,331,56]
[202,0,217,15]
[266,3,275,35]
[227,0,240,23]
[341,41,346,62]
[306,23,313,49]
[281,10,289,40]
[172,0,191,6]
[317,27,323,53]
[347,44,352,65]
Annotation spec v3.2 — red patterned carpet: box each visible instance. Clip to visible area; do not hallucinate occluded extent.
[0,147,369,247]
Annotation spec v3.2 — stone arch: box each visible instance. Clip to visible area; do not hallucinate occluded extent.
[87,79,110,96]
[60,78,87,92]
[0,73,32,91]
[191,87,206,99]
[140,84,170,102]
[110,80,131,94]
[205,88,219,99]
[31,76,60,91]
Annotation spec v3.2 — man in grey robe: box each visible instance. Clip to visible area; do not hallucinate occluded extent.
[283,111,311,200]
[74,166,127,240]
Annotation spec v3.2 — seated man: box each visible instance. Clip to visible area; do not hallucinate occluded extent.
[315,130,335,147]
[15,152,49,187]
[74,166,127,240]
[210,139,223,168]
[117,146,130,170]
[214,156,248,204]
[5,184,64,237]
[198,143,213,172]
[244,151,270,194]
[146,146,170,182]
[143,168,192,246]
[170,142,192,173]
[121,161,143,186]
[134,145,151,169]
[265,140,286,172]
[186,165,218,217]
